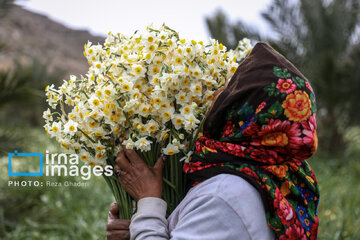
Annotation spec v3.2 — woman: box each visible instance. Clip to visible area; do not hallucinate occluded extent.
[106,42,320,240]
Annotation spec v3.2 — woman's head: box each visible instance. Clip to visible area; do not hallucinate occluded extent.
[202,42,317,163]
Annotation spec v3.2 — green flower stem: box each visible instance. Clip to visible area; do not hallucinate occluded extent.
[116,179,131,219]
[170,155,176,205]
[81,90,90,99]
[102,154,133,219]
[111,178,123,216]
[102,175,115,197]
[78,128,96,143]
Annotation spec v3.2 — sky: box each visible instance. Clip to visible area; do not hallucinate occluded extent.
[16,0,271,41]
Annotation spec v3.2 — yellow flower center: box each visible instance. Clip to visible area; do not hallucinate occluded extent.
[149,45,155,52]
[61,142,69,150]
[135,66,142,74]
[175,58,182,64]
[103,109,110,115]
[140,126,147,133]
[122,84,130,91]
[152,67,159,74]
[149,125,157,132]
[164,112,170,119]
[93,99,100,106]
[207,95,214,101]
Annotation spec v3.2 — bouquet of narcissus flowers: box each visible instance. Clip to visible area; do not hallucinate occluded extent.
[43,25,252,218]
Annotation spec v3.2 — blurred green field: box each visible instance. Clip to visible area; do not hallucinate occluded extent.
[0,127,359,239]
[0,127,113,240]
[312,153,360,239]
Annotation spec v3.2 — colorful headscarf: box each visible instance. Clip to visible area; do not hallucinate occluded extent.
[184,43,319,239]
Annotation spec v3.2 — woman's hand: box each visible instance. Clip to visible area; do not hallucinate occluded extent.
[115,144,165,201]
[106,203,130,240]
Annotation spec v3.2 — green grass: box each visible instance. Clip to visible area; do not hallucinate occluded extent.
[310,152,360,239]
[0,127,113,240]
[0,127,359,239]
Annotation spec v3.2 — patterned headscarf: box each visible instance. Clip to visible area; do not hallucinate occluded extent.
[184,43,319,239]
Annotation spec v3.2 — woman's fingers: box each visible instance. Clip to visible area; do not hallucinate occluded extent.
[108,203,119,220]
[114,165,120,175]
[153,155,165,176]
[115,150,132,172]
[106,219,131,230]
[106,230,130,240]
[106,203,130,240]
[121,145,145,167]
[118,169,135,186]
[115,142,165,201]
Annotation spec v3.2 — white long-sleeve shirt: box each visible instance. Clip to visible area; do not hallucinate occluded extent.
[130,174,275,240]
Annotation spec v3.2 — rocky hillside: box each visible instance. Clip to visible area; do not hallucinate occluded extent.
[0,5,104,78]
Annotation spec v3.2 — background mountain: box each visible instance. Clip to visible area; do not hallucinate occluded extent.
[0,5,104,78]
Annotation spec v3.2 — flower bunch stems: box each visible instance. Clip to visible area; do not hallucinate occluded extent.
[103,155,133,219]
[137,141,185,216]
[103,174,133,219]
[163,154,185,215]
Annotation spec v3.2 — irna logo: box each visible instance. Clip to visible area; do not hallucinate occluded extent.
[8,150,113,180]
[8,150,43,176]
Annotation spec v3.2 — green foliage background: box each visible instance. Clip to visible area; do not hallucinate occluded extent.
[206,0,360,154]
